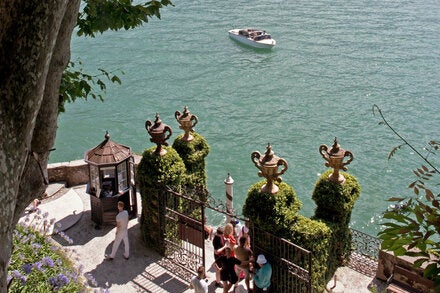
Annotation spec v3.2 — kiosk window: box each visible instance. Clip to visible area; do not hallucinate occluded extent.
[117,161,128,192]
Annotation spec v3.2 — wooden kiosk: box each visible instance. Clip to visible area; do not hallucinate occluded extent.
[84,131,137,227]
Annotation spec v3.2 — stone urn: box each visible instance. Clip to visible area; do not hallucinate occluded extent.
[319,137,353,184]
[145,113,172,156]
[175,105,198,142]
[251,143,288,194]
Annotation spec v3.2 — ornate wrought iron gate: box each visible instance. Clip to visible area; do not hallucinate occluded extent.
[160,186,313,291]
[251,225,313,293]
[160,187,206,280]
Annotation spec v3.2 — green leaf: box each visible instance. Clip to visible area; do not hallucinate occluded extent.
[426,189,434,201]
[424,263,439,279]
[413,257,429,268]
[414,186,419,195]
[394,246,407,256]
[387,197,406,202]
[406,251,428,258]
[111,76,122,84]
[388,144,405,160]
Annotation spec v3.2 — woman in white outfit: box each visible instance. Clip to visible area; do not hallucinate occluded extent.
[106,201,129,260]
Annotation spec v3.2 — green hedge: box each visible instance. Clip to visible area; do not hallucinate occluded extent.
[172,132,209,173]
[243,170,361,292]
[243,180,301,238]
[137,146,186,189]
[137,146,186,252]
[291,215,332,293]
[312,169,361,225]
[172,132,210,199]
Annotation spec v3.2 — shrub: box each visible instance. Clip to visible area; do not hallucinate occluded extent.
[8,223,85,292]
[172,132,210,199]
[137,146,186,190]
[243,180,301,237]
[137,146,186,253]
[312,169,361,225]
[291,215,332,293]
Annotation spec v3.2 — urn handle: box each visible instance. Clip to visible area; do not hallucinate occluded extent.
[251,151,262,169]
[275,158,288,178]
[319,144,331,168]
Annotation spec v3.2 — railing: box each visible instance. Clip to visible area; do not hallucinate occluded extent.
[251,225,313,293]
[349,228,381,277]
[160,187,205,281]
[351,228,381,259]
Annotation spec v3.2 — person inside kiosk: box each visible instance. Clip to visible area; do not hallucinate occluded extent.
[100,181,114,198]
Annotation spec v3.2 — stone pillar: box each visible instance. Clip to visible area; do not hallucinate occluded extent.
[224,173,234,223]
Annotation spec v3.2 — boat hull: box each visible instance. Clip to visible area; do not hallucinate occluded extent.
[228,29,276,49]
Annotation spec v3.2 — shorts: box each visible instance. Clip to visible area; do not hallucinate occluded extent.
[220,270,238,284]
[235,265,250,279]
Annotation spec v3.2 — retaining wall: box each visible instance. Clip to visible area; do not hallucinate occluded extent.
[47,154,142,187]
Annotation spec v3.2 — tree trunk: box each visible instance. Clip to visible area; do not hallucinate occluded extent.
[0,1,80,291]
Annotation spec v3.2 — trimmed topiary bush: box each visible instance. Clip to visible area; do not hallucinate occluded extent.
[243,169,361,292]
[137,146,186,189]
[311,169,361,290]
[243,180,301,238]
[320,220,353,268]
[312,169,361,225]
[291,215,332,293]
[137,146,186,253]
[172,133,209,174]
[172,132,210,199]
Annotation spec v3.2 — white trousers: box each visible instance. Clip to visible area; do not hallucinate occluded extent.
[110,231,129,258]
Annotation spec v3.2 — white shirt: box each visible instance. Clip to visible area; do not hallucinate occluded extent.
[190,276,208,293]
[116,210,129,233]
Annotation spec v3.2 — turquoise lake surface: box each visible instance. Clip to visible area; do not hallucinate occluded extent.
[52,0,440,235]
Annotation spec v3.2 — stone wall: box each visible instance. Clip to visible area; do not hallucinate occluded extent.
[376,250,434,293]
[47,154,142,187]
[48,160,89,187]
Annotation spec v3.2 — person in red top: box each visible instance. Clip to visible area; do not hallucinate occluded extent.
[224,223,237,257]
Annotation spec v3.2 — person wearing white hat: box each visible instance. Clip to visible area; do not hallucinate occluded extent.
[253,254,272,292]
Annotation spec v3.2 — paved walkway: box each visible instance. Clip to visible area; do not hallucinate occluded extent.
[25,184,386,293]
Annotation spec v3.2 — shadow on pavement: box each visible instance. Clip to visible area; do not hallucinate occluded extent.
[52,210,114,246]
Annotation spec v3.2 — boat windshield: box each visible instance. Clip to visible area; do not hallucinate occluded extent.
[254,34,272,41]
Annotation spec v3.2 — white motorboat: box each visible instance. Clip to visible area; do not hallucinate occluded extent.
[228,28,276,49]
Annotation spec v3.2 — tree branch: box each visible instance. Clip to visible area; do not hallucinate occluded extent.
[372,104,439,173]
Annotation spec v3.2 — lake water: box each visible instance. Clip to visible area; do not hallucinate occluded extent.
[52,0,440,235]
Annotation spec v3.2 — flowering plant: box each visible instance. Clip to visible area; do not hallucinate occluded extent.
[7,209,87,292]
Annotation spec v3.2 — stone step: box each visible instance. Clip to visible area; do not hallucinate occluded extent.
[387,282,419,293]
[45,181,67,198]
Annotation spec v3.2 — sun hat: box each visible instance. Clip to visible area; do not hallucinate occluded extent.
[256,254,267,264]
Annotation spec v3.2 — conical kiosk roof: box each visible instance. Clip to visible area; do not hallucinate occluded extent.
[84,132,131,165]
